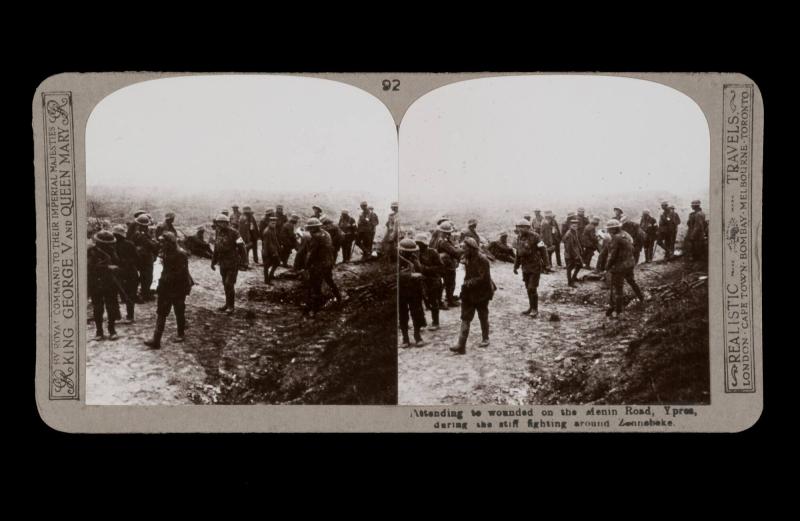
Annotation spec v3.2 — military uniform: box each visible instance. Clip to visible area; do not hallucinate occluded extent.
[562,226,583,286]
[453,248,494,353]
[640,214,658,262]
[112,230,139,321]
[658,208,679,258]
[229,210,241,230]
[514,231,545,315]
[87,241,121,338]
[279,221,298,266]
[322,221,343,263]
[131,225,159,300]
[212,226,241,311]
[303,227,341,313]
[580,222,599,268]
[399,248,427,346]
[686,207,707,261]
[417,242,444,329]
[357,209,379,258]
[488,239,515,263]
[577,213,589,236]
[541,217,561,267]
[606,229,644,315]
[147,243,192,347]
[433,233,462,306]
[155,221,177,241]
[382,209,399,261]
[185,230,213,259]
[338,213,357,262]
[238,214,260,265]
[261,223,281,283]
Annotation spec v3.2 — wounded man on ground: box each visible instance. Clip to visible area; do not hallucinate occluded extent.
[488,232,515,263]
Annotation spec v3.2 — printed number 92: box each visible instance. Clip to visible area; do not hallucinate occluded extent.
[382,79,400,92]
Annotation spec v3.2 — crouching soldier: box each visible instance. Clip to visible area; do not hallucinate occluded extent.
[261,216,281,284]
[211,214,241,314]
[398,238,427,347]
[488,232,516,263]
[302,218,342,317]
[145,232,193,349]
[112,224,139,324]
[451,238,494,354]
[415,232,444,331]
[604,219,644,317]
[513,219,544,317]
[88,230,122,340]
[185,227,213,259]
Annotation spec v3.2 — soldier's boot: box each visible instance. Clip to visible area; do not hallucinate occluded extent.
[631,281,645,303]
[175,315,186,342]
[440,300,449,310]
[529,291,539,318]
[400,328,412,348]
[450,321,469,354]
[93,320,104,340]
[430,309,440,330]
[107,321,118,341]
[144,315,166,349]
[478,317,489,347]
[413,328,426,347]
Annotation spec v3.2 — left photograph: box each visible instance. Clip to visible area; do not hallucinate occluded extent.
[85,76,399,405]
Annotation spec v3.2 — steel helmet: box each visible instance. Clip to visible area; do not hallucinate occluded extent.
[399,238,419,252]
[214,214,230,223]
[437,221,456,233]
[305,217,323,228]
[111,224,127,236]
[93,230,116,244]
[606,219,621,229]
[516,219,531,228]
[414,232,430,244]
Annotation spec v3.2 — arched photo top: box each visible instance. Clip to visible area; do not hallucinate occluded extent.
[86,74,398,217]
[399,74,710,211]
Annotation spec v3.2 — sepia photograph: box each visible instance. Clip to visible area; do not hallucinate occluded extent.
[398,75,711,406]
[85,75,399,405]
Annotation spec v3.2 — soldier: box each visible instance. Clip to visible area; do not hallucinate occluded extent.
[312,205,323,219]
[540,211,560,268]
[668,205,681,256]
[414,232,444,331]
[185,227,213,259]
[432,221,462,309]
[561,211,576,237]
[604,219,644,317]
[88,230,122,340]
[275,205,288,231]
[155,212,177,241]
[488,232,515,263]
[640,209,658,262]
[562,217,583,287]
[513,219,545,317]
[131,214,159,301]
[613,207,624,220]
[621,216,645,265]
[144,232,192,349]
[338,209,357,262]
[321,216,343,263]
[300,218,342,316]
[127,210,148,240]
[381,202,399,262]
[261,216,281,284]
[451,237,493,354]
[111,224,139,324]
[356,201,377,259]
[658,202,679,259]
[398,238,427,347]
[576,208,589,235]
[686,200,707,262]
[258,208,275,236]
[229,205,242,229]
[533,210,544,233]
[279,214,299,267]
[463,219,481,243]
[238,205,260,266]
[548,212,563,267]
[210,214,241,314]
[581,216,600,269]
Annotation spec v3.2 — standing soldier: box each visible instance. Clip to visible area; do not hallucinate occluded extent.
[112,224,139,324]
[275,205,288,231]
[211,214,241,315]
[261,216,281,284]
[580,216,600,269]
[576,208,589,236]
[144,232,192,349]
[549,212,563,267]
[463,219,481,243]
[338,209,357,262]
[669,205,681,256]
[533,210,544,233]
[622,216,644,265]
[382,202,399,261]
[127,210,148,240]
[604,219,644,317]
[239,205,260,266]
[88,230,122,340]
[155,212,177,241]
[561,211,576,237]
[488,232,515,263]
[640,209,658,262]
[279,214,299,267]
[562,217,584,287]
[613,207,624,221]
[513,219,545,317]
[131,214,159,301]
[451,238,493,354]
[432,221,462,309]
[311,205,323,219]
[414,232,444,330]
[300,217,342,317]
[321,216,343,263]
[541,211,561,268]
[657,201,677,259]
[357,201,376,259]
[398,238,427,347]
[229,205,242,229]
[258,208,275,236]
[686,200,707,262]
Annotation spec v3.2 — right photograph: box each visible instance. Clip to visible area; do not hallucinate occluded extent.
[398,75,711,406]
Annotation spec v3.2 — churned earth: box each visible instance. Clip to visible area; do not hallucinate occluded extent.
[398,252,709,406]
[87,248,397,405]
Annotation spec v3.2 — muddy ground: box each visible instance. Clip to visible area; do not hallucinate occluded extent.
[87,249,397,405]
[398,250,709,406]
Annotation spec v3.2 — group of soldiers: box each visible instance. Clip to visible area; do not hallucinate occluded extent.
[398,200,708,354]
[88,200,400,349]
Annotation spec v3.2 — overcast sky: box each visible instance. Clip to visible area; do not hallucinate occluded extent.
[87,75,397,211]
[400,75,710,206]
